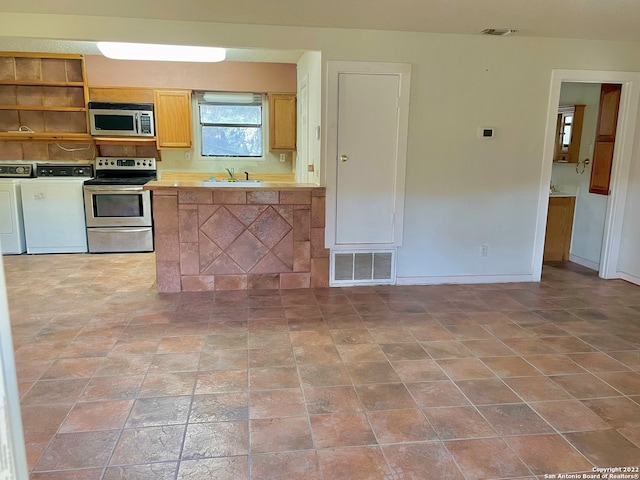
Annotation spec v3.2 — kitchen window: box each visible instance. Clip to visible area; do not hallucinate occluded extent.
[195,92,265,158]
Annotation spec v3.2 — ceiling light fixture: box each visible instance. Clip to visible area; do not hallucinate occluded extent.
[480,29,517,36]
[97,42,226,62]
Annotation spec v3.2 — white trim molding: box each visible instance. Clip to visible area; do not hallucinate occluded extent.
[568,254,599,272]
[618,272,640,287]
[397,274,535,286]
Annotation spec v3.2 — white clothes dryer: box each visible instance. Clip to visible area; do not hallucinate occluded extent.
[0,163,34,255]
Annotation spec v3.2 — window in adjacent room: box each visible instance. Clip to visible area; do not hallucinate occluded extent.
[195,92,265,158]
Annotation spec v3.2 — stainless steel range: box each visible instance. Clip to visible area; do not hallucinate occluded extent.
[83,157,156,253]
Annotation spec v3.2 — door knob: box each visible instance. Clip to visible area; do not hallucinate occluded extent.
[340,154,348,162]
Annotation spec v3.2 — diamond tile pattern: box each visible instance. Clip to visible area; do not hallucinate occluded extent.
[200,207,246,251]
[248,207,292,249]
[152,188,328,291]
[226,231,269,271]
[198,203,294,275]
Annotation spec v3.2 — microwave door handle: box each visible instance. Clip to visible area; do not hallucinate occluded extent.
[134,112,139,134]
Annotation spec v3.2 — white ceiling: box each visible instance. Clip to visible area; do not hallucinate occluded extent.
[0,0,639,62]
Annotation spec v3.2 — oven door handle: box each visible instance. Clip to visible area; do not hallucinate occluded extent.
[85,185,144,193]
[89,227,151,233]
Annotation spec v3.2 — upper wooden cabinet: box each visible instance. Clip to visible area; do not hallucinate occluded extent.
[0,52,91,142]
[154,89,193,149]
[553,104,585,163]
[268,93,296,151]
[88,86,154,104]
[589,84,622,196]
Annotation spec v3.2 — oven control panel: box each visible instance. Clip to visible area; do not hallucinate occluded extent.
[96,157,156,171]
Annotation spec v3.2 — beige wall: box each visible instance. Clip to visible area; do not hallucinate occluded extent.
[85,56,296,92]
[2,12,640,282]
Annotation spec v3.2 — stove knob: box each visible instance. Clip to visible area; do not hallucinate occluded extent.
[16,166,24,174]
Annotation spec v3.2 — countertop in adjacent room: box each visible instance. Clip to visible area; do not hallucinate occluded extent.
[144,179,322,191]
[145,171,322,191]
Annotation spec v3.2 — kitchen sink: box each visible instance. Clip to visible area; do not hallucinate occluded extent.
[203,179,263,187]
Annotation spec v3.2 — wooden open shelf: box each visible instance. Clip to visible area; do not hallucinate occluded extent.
[0,132,93,142]
[0,105,87,112]
[0,80,85,87]
[0,53,90,145]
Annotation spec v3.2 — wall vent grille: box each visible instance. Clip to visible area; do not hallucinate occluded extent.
[331,250,396,286]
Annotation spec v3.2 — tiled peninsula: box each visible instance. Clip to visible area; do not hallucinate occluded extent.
[144,180,328,292]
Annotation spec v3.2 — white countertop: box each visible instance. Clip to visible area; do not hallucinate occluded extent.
[549,184,578,197]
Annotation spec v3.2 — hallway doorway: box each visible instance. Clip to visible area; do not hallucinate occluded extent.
[535,69,640,282]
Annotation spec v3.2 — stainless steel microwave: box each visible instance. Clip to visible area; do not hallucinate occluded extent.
[88,102,155,137]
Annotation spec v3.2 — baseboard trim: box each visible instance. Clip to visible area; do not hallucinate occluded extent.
[568,254,600,271]
[618,272,640,286]
[396,274,535,286]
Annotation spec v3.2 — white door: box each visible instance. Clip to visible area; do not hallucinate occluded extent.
[335,72,404,245]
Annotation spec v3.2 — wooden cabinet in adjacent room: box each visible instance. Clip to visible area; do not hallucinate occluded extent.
[543,196,576,262]
[268,93,296,151]
[589,84,622,195]
[154,89,193,149]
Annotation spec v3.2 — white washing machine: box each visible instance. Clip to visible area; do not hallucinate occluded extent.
[0,163,34,255]
[20,163,94,254]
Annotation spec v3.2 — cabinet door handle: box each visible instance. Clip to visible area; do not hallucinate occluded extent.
[340,154,348,162]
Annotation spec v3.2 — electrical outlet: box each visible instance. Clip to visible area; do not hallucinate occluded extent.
[279,153,286,162]
[480,244,489,257]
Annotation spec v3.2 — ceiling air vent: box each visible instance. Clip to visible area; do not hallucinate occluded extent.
[481,29,517,36]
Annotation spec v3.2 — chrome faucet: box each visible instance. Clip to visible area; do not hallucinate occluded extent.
[225,168,235,180]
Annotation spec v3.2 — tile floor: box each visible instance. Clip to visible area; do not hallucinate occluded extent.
[3,253,640,480]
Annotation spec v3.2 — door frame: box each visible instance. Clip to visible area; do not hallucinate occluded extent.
[325,61,411,249]
[0,251,29,479]
[296,73,309,184]
[534,69,640,280]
